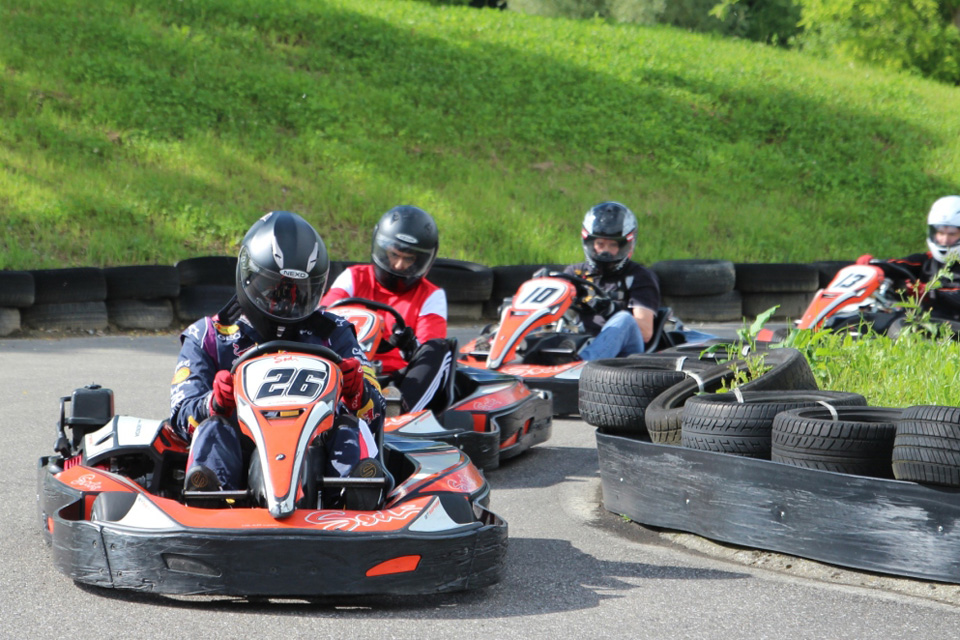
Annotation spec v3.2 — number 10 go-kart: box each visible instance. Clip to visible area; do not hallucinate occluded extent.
[37,341,507,597]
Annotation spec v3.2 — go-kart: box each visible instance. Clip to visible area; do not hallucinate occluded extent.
[36,341,507,597]
[458,271,699,415]
[758,260,955,341]
[325,297,552,470]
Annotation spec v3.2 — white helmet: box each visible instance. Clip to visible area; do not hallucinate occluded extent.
[926,196,960,263]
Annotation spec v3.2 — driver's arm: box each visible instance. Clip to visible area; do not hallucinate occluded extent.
[632,305,656,343]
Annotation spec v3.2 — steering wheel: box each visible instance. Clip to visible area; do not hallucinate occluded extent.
[871,260,916,284]
[539,270,608,300]
[326,297,407,333]
[230,340,343,374]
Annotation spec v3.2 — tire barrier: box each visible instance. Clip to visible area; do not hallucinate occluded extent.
[1,258,862,336]
[893,405,960,487]
[772,406,901,478]
[735,263,820,320]
[597,431,960,585]
[641,347,818,444]
[680,390,868,459]
[578,355,716,436]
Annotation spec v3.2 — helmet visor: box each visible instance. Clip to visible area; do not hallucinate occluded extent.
[372,233,436,279]
[239,257,326,322]
[582,231,636,264]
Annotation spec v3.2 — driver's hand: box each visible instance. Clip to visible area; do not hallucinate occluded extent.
[210,370,236,416]
[391,326,419,360]
[587,296,616,319]
[339,357,365,411]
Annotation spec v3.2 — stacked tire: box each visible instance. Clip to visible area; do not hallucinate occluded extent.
[734,263,820,320]
[104,265,180,330]
[22,268,108,332]
[175,256,236,323]
[893,406,960,487]
[0,271,34,336]
[650,259,740,322]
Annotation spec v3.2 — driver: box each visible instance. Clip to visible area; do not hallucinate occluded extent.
[563,201,661,360]
[170,211,386,507]
[855,196,960,320]
[320,206,452,414]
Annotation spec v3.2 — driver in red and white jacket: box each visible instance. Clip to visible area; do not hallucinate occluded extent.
[321,206,453,414]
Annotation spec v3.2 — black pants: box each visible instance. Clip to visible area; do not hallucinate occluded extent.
[390,338,454,414]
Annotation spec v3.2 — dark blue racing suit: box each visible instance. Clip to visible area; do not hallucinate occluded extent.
[170,298,386,490]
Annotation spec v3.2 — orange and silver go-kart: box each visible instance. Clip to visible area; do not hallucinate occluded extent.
[757,260,924,342]
[37,340,506,597]
[326,297,553,470]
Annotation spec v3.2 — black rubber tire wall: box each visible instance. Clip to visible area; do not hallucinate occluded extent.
[21,301,109,331]
[650,260,736,296]
[30,268,107,305]
[0,271,34,307]
[428,259,494,302]
[771,406,901,478]
[578,356,715,435]
[680,390,867,458]
[893,405,960,487]
[644,347,818,445]
[104,265,181,300]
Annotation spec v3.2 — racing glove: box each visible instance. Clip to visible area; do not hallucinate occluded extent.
[390,326,419,361]
[587,296,616,319]
[339,357,365,411]
[209,370,236,416]
[855,254,874,265]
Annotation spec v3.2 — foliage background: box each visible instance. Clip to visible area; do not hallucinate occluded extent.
[1,0,960,270]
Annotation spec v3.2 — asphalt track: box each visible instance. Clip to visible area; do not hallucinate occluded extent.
[4,326,960,639]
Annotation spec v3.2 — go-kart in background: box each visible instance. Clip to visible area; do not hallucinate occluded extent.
[0,257,834,336]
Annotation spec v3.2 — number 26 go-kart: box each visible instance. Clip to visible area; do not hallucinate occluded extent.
[458,271,698,416]
[325,298,553,471]
[37,341,507,597]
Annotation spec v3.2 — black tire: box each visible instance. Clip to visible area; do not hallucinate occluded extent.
[651,259,736,297]
[734,263,820,293]
[428,258,494,302]
[681,390,867,458]
[893,405,960,486]
[741,292,812,320]
[104,265,181,300]
[0,271,34,307]
[21,301,109,331]
[107,299,175,330]
[644,347,818,445]
[0,307,20,336]
[771,406,901,477]
[176,256,237,287]
[809,260,854,288]
[662,291,743,322]
[578,356,715,434]
[175,285,234,322]
[30,268,107,304]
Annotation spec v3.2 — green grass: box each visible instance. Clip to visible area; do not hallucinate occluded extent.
[2,0,960,271]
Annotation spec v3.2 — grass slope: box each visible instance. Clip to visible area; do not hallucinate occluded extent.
[2,0,960,269]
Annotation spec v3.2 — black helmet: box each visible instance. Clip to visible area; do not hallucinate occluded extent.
[236,211,329,339]
[371,205,439,293]
[581,201,638,275]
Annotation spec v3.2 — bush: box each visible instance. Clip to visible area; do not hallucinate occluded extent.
[796,0,960,84]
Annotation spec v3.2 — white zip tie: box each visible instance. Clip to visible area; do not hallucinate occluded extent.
[675,356,688,371]
[817,401,839,421]
[732,387,745,403]
[686,370,705,393]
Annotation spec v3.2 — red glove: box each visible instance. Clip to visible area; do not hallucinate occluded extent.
[339,357,364,411]
[209,370,235,416]
[855,254,874,265]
